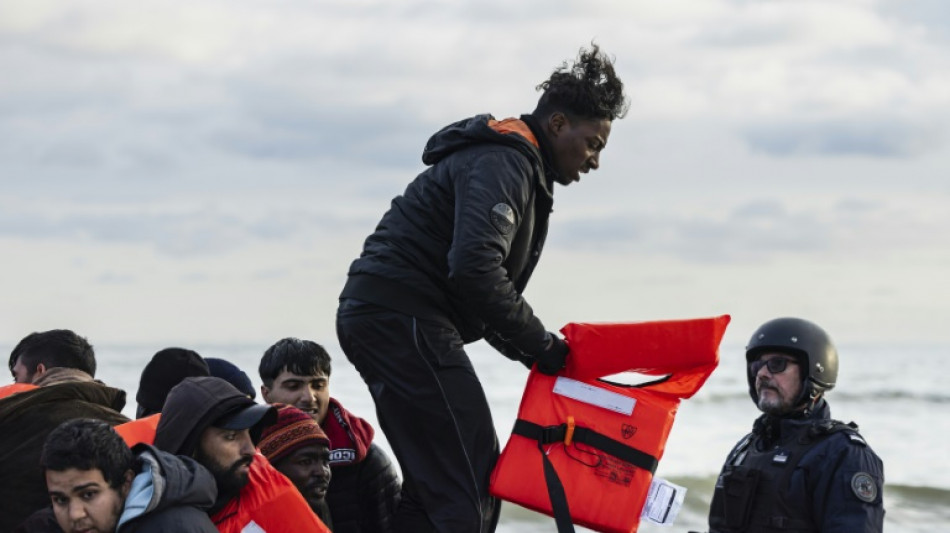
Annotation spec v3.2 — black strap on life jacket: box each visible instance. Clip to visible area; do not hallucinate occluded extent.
[512,419,660,533]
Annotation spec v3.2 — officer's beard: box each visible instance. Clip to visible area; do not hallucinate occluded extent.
[756,381,799,416]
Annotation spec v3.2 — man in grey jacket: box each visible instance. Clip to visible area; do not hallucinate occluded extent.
[29,418,217,533]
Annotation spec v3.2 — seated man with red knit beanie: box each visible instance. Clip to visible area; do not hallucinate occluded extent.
[155,376,330,533]
[260,404,334,528]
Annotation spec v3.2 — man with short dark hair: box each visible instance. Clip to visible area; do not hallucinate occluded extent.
[155,376,330,533]
[336,44,628,532]
[260,404,334,528]
[9,329,97,384]
[259,337,401,533]
[32,418,217,532]
[1,329,127,531]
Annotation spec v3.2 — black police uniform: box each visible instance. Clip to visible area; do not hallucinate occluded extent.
[709,400,884,532]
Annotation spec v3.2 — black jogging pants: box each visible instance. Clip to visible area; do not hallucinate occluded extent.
[336,298,500,533]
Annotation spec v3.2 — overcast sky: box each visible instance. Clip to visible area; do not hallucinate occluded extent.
[2,0,948,352]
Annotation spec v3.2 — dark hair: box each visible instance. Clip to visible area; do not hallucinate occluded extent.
[259,338,332,388]
[136,347,210,418]
[533,43,629,122]
[9,329,97,377]
[40,418,133,490]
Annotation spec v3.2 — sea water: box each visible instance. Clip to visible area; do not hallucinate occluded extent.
[42,340,950,532]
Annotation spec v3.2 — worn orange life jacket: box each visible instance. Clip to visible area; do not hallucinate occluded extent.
[490,315,730,533]
[116,417,329,532]
[212,453,331,533]
[115,413,160,447]
[0,383,38,400]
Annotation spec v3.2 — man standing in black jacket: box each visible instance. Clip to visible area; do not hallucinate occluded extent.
[336,44,628,533]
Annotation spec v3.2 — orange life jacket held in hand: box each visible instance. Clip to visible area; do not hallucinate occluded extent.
[490,315,730,533]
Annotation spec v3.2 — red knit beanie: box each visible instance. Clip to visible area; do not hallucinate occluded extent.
[259,404,331,464]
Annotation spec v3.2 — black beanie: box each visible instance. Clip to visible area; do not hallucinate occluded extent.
[136,347,210,416]
[205,357,257,400]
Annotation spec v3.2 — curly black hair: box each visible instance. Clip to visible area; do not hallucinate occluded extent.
[534,43,629,121]
[41,419,133,490]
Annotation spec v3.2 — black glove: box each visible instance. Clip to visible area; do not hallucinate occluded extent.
[535,332,569,375]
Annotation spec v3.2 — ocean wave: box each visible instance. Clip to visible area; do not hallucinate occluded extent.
[492,476,950,531]
[689,389,950,405]
[656,475,950,511]
[833,390,950,404]
[884,483,950,509]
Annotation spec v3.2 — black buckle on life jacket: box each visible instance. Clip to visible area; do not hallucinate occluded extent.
[538,424,567,445]
[512,419,658,474]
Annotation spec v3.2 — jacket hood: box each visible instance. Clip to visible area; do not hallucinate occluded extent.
[0,379,127,414]
[322,397,375,466]
[32,367,96,387]
[117,444,217,529]
[422,114,541,167]
[154,376,275,457]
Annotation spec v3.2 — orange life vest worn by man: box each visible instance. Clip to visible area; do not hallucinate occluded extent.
[154,376,330,533]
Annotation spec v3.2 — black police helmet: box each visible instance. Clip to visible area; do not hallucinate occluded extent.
[745,317,838,405]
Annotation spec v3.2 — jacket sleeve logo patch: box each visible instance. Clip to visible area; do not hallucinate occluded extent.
[490,203,516,234]
[850,472,878,503]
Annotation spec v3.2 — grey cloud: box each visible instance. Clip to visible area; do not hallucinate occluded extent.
[881,0,950,42]
[180,272,210,283]
[741,118,944,158]
[692,23,796,48]
[550,197,930,263]
[208,78,428,170]
[0,204,376,257]
[252,268,291,281]
[96,272,136,284]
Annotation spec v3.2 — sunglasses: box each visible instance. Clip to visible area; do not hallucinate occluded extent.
[749,357,797,375]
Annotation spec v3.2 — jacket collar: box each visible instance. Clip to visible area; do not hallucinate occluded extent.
[521,113,561,194]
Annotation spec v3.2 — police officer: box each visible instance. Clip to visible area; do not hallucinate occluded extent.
[706,317,884,532]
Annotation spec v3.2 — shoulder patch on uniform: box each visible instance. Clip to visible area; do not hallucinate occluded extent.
[850,472,878,503]
[490,203,515,234]
[847,433,867,446]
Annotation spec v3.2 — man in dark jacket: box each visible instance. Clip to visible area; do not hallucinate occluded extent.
[155,376,331,532]
[336,44,628,533]
[706,318,885,532]
[260,337,401,533]
[0,378,129,531]
[9,329,97,384]
[260,404,335,528]
[31,418,217,532]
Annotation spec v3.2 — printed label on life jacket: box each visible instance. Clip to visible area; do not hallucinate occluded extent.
[594,454,637,486]
[552,377,636,415]
[641,477,686,526]
[241,520,266,533]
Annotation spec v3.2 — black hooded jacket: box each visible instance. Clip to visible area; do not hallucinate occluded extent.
[154,376,273,457]
[118,444,218,532]
[0,381,128,532]
[341,114,558,358]
[13,444,218,533]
